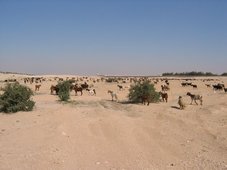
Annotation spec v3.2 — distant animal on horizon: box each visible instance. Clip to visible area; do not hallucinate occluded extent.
[108,90,118,101]
[186,92,203,105]
[178,96,186,110]
[159,91,168,102]
[191,84,197,88]
[181,82,192,87]
[35,84,41,91]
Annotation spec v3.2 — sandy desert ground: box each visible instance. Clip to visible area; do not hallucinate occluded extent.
[0,73,227,170]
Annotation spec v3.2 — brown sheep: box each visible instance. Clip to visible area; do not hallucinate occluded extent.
[191,84,197,88]
[224,88,227,93]
[161,85,170,91]
[117,85,123,90]
[35,84,41,91]
[140,95,150,106]
[159,92,168,102]
[72,84,83,96]
[178,96,186,110]
[50,85,59,95]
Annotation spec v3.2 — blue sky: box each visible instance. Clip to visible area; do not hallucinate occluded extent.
[0,0,226,75]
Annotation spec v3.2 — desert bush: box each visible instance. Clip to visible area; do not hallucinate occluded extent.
[56,80,71,101]
[0,83,35,113]
[162,71,217,76]
[68,79,76,84]
[105,78,118,83]
[221,73,227,76]
[128,81,160,103]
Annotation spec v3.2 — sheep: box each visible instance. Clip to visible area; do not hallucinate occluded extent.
[159,91,168,102]
[181,83,187,87]
[161,85,170,91]
[72,84,83,96]
[181,82,192,87]
[224,88,227,93]
[178,96,186,110]
[35,84,41,91]
[186,92,203,105]
[191,84,197,88]
[140,95,150,106]
[213,84,225,91]
[50,85,59,95]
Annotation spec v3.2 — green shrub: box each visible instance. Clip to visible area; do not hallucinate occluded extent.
[128,81,160,103]
[56,81,71,101]
[0,83,35,113]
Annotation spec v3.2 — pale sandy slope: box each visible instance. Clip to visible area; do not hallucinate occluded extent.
[0,74,227,170]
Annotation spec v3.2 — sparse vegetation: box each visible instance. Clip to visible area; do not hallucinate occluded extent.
[221,73,227,76]
[128,81,160,103]
[162,71,217,76]
[0,83,35,113]
[56,80,71,101]
[105,78,118,83]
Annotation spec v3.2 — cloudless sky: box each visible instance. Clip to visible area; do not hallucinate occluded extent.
[0,0,226,75]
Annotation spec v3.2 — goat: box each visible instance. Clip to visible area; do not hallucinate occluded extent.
[140,95,150,106]
[117,85,123,90]
[191,84,197,88]
[108,90,118,101]
[224,88,227,93]
[50,85,59,95]
[159,91,168,102]
[86,88,96,96]
[186,92,203,105]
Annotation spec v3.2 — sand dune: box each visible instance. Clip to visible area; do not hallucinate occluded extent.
[0,73,227,169]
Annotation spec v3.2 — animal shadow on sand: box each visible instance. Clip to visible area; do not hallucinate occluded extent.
[106,99,132,105]
[171,106,181,110]
[118,100,132,104]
